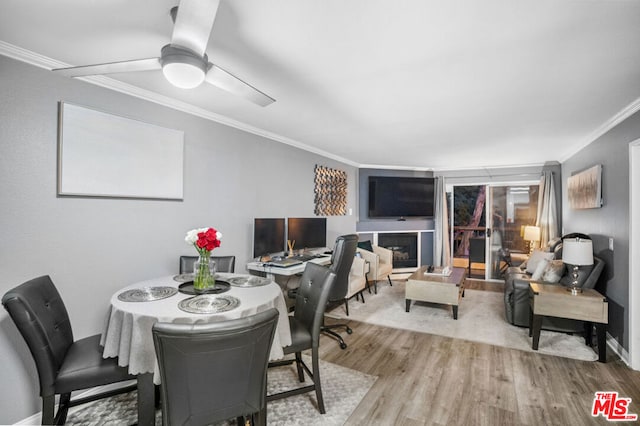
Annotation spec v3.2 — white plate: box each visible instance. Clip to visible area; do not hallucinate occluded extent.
[227,276,271,287]
[117,286,178,302]
[177,295,241,314]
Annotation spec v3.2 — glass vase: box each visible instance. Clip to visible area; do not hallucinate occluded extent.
[193,253,216,293]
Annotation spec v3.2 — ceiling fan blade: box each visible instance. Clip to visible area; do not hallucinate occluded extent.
[53,58,161,77]
[171,0,220,56]
[205,64,275,107]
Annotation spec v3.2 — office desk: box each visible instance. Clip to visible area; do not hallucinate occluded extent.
[246,255,332,278]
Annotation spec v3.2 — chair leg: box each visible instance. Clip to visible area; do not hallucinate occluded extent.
[345,298,349,316]
[295,352,305,382]
[387,276,393,286]
[41,395,55,425]
[321,321,351,349]
[312,346,326,414]
[53,393,71,425]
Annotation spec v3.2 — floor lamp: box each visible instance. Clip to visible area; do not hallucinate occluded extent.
[562,238,594,295]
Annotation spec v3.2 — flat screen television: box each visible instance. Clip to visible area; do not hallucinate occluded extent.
[368,176,435,218]
[287,217,327,250]
[253,218,285,258]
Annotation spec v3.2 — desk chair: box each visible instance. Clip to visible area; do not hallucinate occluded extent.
[153,308,279,426]
[179,255,236,274]
[321,234,358,349]
[2,276,137,425]
[268,262,336,414]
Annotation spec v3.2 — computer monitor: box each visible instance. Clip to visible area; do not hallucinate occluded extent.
[287,217,327,251]
[253,218,285,258]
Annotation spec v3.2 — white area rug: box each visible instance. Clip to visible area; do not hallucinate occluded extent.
[66,356,376,425]
[327,280,598,362]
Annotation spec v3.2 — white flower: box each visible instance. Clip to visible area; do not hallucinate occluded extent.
[216,231,223,241]
[185,228,207,245]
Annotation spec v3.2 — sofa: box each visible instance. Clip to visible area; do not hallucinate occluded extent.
[504,237,605,333]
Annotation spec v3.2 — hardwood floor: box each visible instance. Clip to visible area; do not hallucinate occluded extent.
[318,285,640,425]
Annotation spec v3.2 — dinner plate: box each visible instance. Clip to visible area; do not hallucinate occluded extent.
[177,295,241,314]
[172,273,193,282]
[117,286,178,302]
[227,276,271,287]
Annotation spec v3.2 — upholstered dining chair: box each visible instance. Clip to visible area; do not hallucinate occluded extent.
[267,262,336,414]
[179,255,236,274]
[321,234,358,349]
[152,308,279,426]
[2,275,137,425]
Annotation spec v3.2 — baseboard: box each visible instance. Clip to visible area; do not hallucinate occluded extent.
[14,380,137,425]
[606,332,631,367]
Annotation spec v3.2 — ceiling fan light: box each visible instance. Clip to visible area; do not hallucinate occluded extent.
[162,62,206,89]
[160,45,208,89]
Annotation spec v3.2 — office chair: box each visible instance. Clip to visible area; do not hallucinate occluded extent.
[152,308,279,426]
[321,234,358,349]
[179,255,236,273]
[2,275,137,425]
[267,262,336,414]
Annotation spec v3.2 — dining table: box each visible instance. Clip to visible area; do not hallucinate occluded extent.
[100,272,292,426]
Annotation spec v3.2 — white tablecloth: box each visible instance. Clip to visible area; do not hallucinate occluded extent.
[101,274,292,384]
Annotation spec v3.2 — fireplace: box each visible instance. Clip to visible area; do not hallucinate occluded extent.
[378,232,419,269]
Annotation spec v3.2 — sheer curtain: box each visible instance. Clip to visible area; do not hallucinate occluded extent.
[434,177,451,267]
[536,171,559,247]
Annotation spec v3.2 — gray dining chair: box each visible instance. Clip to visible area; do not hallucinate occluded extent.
[152,308,279,426]
[2,275,137,425]
[267,262,336,414]
[179,255,236,273]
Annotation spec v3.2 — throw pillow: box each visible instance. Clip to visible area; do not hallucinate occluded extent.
[542,260,565,283]
[357,240,374,253]
[531,258,548,281]
[525,249,555,274]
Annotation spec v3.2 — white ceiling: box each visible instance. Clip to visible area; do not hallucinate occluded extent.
[2,0,640,170]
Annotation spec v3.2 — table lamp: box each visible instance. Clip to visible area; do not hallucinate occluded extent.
[562,237,593,295]
[523,225,541,255]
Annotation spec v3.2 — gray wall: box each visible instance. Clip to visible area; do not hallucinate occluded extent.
[562,110,640,353]
[0,55,357,423]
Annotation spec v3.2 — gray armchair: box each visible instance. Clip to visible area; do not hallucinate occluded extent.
[504,255,605,331]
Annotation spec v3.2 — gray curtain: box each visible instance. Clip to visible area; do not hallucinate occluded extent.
[434,177,451,267]
[536,171,559,247]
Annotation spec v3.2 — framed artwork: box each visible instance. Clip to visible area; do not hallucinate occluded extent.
[57,102,184,200]
[567,164,602,209]
[314,164,347,216]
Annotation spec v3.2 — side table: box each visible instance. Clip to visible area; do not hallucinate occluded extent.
[529,282,608,362]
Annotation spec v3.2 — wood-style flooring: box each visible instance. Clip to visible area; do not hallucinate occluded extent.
[318,282,640,425]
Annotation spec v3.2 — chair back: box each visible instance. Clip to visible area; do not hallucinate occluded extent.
[2,275,74,396]
[293,262,337,346]
[152,308,279,426]
[328,234,358,301]
[179,255,236,273]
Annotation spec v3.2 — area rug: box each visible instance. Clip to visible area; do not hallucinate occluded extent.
[327,280,598,362]
[65,356,376,426]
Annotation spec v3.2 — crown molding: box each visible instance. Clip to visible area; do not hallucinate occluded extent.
[3,41,639,172]
[558,96,640,163]
[0,42,359,168]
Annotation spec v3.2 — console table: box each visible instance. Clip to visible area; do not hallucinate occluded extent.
[405,266,466,319]
[529,282,608,362]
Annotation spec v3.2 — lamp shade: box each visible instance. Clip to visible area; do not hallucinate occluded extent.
[562,238,594,266]
[523,225,541,242]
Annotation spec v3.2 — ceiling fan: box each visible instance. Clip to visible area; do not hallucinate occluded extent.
[52,0,275,106]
